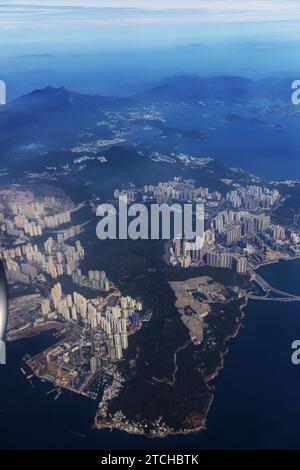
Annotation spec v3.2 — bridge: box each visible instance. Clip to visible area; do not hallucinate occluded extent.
[248,269,300,302]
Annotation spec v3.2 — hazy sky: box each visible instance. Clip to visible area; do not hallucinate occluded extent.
[0,0,299,60]
[1,1,300,30]
[1,1,300,99]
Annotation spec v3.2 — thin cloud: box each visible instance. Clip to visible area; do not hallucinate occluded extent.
[1,1,300,30]
[3,1,300,10]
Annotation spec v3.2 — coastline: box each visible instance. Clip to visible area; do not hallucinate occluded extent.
[252,253,300,271]
[7,322,64,342]
[94,295,250,438]
[9,257,300,439]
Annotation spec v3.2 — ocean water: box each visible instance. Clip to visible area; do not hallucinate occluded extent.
[159,104,300,180]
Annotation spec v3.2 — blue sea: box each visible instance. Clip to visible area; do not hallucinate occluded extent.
[159,103,300,180]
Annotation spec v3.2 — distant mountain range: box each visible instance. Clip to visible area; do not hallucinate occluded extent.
[0,86,131,157]
[0,74,294,161]
[9,86,131,114]
[136,74,293,103]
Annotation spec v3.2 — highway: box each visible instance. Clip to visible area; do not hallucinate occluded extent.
[248,268,300,302]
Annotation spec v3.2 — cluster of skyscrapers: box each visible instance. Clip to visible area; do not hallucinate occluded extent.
[6,198,71,238]
[40,281,142,375]
[2,236,84,283]
[115,177,222,206]
[226,186,280,210]
[164,179,296,271]
[213,210,271,245]
[72,269,110,292]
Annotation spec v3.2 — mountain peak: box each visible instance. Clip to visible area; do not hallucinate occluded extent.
[10,85,85,113]
[8,85,132,115]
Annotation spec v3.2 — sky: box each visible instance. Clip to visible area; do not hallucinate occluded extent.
[1,1,300,30]
[1,0,300,101]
